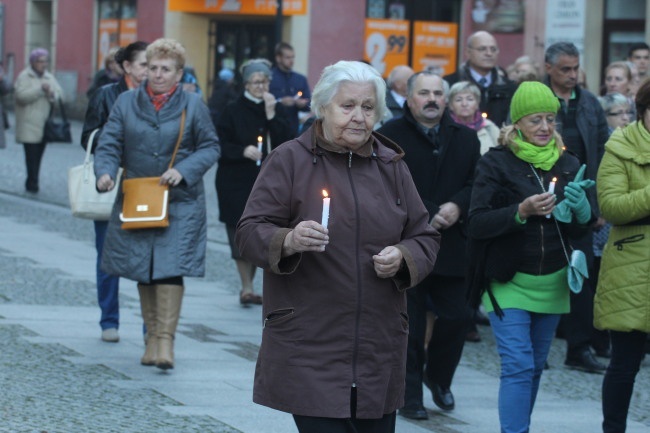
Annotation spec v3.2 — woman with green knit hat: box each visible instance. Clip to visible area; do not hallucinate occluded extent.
[467,81,594,433]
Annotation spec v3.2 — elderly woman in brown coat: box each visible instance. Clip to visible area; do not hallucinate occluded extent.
[236,60,440,433]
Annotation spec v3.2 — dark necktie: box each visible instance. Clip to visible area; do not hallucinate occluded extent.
[478,77,488,88]
[427,128,440,156]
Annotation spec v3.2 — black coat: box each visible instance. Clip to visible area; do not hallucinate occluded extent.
[215,95,293,226]
[81,77,129,152]
[378,107,481,277]
[467,146,588,309]
[444,63,516,128]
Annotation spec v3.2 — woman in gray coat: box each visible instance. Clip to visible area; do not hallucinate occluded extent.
[94,39,220,371]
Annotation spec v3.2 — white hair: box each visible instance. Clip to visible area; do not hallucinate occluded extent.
[311,60,387,121]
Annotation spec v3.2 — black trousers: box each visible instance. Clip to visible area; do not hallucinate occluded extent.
[560,230,600,358]
[602,330,647,433]
[404,274,470,406]
[23,141,47,191]
[293,388,396,433]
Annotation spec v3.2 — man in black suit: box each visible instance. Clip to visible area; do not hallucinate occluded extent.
[378,71,481,420]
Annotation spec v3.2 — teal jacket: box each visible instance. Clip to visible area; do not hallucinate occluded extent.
[595,121,650,332]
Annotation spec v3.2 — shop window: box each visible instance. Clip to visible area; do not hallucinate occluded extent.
[96,0,137,70]
[602,0,645,67]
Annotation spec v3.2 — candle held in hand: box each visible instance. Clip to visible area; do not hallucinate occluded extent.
[321,189,330,229]
[294,91,303,100]
[256,136,263,166]
[546,177,557,218]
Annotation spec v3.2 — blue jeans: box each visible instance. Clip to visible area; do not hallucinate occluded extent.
[489,309,561,433]
[94,220,120,330]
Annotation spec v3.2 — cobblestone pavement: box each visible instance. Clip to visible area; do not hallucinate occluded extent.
[0,113,649,432]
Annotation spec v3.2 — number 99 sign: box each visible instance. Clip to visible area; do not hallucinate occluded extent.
[365,27,409,77]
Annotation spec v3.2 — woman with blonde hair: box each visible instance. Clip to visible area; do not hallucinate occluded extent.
[95,38,220,370]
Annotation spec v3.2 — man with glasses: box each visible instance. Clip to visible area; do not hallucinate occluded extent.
[544,41,609,374]
[444,31,516,127]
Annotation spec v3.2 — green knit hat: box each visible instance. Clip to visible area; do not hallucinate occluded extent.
[510,81,560,123]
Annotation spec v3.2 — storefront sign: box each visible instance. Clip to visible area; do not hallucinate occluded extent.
[168,0,307,15]
[412,21,458,75]
[364,19,410,77]
[545,0,585,57]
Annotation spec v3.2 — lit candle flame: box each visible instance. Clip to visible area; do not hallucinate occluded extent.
[322,189,329,198]
[257,136,263,143]
[552,177,557,182]
[481,112,488,119]
[297,91,303,97]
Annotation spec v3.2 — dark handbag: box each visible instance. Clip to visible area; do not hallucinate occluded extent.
[44,98,72,143]
[120,110,186,230]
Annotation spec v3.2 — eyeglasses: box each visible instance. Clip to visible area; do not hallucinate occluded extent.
[248,80,269,86]
[469,46,499,54]
[607,111,633,117]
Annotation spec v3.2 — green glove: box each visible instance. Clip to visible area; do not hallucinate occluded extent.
[563,181,592,224]
[551,164,595,223]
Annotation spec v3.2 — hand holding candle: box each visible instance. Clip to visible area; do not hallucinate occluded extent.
[321,189,330,229]
[256,135,263,166]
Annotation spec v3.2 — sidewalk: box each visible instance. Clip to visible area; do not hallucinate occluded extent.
[0,112,648,432]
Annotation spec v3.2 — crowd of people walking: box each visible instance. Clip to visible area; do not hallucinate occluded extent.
[3,29,649,433]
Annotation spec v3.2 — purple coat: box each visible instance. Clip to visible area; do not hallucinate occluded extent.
[236,124,440,419]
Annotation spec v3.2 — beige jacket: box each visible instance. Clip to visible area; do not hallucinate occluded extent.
[14,66,63,143]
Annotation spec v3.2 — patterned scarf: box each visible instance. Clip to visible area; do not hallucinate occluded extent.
[450,111,485,131]
[146,83,178,111]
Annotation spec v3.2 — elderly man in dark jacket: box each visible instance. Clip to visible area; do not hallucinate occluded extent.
[444,31,516,128]
[378,71,481,420]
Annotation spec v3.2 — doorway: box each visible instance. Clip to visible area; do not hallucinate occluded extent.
[208,20,274,97]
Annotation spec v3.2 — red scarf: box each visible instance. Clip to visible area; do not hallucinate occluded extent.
[146,83,178,111]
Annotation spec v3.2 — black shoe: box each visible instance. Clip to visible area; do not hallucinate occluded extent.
[398,404,428,420]
[431,383,455,411]
[565,350,606,374]
[595,347,612,358]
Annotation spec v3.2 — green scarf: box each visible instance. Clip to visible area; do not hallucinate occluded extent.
[511,136,560,171]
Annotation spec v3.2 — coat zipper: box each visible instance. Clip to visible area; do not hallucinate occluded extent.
[538,222,545,275]
[347,151,362,389]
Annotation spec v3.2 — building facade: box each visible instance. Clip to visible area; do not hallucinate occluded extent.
[1,0,648,117]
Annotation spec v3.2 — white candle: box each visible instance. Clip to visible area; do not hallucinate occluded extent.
[321,189,330,229]
[546,177,557,218]
[256,136,263,166]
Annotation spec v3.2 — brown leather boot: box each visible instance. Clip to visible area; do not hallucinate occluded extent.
[155,284,184,370]
[137,283,157,366]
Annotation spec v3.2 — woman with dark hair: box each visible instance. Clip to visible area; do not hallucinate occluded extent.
[80,40,149,343]
[595,77,650,433]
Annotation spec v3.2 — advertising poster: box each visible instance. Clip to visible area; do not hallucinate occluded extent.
[545,0,586,57]
[412,21,458,75]
[364,19,410,77]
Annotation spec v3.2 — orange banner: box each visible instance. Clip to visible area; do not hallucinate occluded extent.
[168,0,307,15]
[412,21,458,76]
[363,19,410,78]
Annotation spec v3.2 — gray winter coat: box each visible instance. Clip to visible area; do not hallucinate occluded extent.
[94,83,220,283]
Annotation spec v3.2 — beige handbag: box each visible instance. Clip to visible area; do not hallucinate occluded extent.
[67,129,122,220]
[119,110,185,230]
